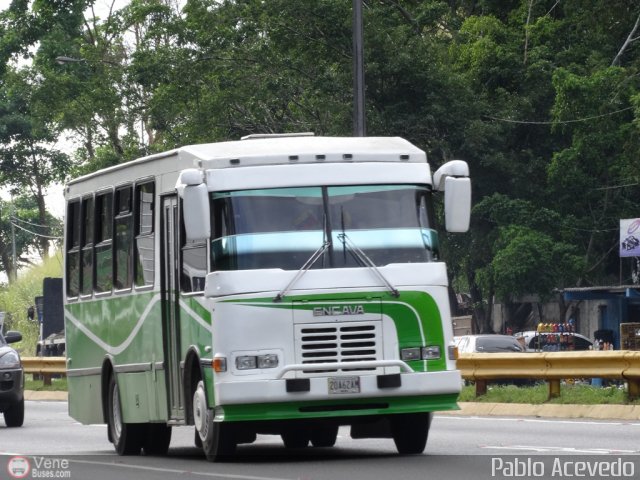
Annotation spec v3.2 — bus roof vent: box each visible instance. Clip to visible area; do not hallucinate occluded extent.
[241,132,315,140]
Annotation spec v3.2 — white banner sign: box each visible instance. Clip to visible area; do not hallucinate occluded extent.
[620,218,640,257]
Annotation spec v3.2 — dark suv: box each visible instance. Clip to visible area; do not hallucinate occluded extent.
[0,330,24,427]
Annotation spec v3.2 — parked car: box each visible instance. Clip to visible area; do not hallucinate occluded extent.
[455,334,526,386]
[455,334,525,354]
[514,331,593,352]
[0,330,24,427]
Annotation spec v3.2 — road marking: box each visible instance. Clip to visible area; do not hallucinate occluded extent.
[436,415,640,427]
[70,459,295,480]
[480,445,638,454]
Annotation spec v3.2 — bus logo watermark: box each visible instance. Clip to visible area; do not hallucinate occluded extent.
[7,456,30,479]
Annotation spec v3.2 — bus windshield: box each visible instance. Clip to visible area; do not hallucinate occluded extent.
[210,185,438,271]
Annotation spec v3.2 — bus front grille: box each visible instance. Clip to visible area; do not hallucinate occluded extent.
[294,321,383,376]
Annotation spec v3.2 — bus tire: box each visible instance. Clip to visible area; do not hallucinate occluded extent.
[3,398,24,427]
[194,427,203,449]
[281,428,310,448]
[310,424,338,447]
[391,412,432,455]
[143,423,172,456]
[193,381,236,461]
[107,375,143,455]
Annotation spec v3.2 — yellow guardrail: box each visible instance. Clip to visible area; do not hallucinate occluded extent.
[21,357,66,386]
[458,351,640,399]
[20,352,640,399]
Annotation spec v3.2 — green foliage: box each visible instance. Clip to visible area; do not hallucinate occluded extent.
[0,251,63,356]
[25,375,67,392]
[2,0,640,329]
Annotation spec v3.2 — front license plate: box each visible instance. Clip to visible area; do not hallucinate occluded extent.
[328,376,360,394]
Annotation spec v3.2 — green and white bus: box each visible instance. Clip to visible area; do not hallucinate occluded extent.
[63,134,471,460]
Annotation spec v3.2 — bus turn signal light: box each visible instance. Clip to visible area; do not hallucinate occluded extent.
[213,357,227,373]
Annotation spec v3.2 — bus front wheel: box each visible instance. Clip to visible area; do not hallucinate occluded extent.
[107,375,143,455]
[193,381,236,461]
[390,412,432,455]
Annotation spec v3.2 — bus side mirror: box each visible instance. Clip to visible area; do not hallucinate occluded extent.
[179,170,211,243]
[444,177,471,232]
[433,160,471,233]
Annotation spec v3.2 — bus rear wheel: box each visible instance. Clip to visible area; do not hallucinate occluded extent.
[391,412,432,455]
[107,375,143,455]
[193,381,236,461]
[143,423,172,455]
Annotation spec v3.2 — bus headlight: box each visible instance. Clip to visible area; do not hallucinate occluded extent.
[236,356,258,370]
[421,346,440,360]
[400,348,421,361]
[235,354,279,370]
[400,346,441,361]
[257,354,279,369]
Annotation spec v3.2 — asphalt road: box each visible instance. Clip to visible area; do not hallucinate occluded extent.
[1,401,639,480]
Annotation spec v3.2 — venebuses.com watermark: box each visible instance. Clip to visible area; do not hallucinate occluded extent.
[7,456,71,479]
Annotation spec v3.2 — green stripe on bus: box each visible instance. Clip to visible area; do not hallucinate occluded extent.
[219,394,459,422]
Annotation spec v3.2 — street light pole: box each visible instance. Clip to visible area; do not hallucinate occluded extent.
[353,0,366,137]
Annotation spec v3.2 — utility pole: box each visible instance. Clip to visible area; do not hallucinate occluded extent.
[9,196,18,280]
[353,0,366,137]
[10,199,16,282]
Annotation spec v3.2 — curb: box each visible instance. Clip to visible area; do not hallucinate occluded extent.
[441,402,640,421]
[24,392,640,421]
[25,390,68,401]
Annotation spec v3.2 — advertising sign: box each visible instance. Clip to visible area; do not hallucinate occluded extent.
[620,218,640,257]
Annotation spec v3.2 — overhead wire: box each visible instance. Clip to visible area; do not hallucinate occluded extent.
[11,221,63,240]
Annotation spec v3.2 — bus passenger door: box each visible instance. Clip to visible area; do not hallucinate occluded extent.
[161,195,184,421]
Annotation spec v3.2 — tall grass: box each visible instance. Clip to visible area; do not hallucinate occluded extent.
[0,251,63,356]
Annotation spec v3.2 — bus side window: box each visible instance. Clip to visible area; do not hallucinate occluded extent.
[65,200,81,298]
[134,181,155,287]
[80,196,94,296]
[180,203,206,293]
[114,186,133,290]
[95,191,114,293]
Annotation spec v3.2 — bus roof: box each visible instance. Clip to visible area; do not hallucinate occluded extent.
[66,136,427,187]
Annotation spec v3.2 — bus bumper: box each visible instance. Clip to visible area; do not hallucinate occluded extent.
[213,370,461,422]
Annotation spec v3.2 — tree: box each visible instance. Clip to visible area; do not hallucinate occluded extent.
[0,67,70,260]
[0,196,60,283]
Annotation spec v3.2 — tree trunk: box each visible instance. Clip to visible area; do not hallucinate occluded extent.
[469,281,492,333]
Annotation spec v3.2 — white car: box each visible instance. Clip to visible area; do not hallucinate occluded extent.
[455,334,524,354]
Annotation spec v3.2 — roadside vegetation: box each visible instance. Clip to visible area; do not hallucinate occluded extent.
[459,383,640,405]
[0,251,63,356]
[24,375,67,392]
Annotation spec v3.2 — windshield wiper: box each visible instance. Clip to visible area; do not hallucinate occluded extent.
[273,240,331,302]
[337,232,399,297]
